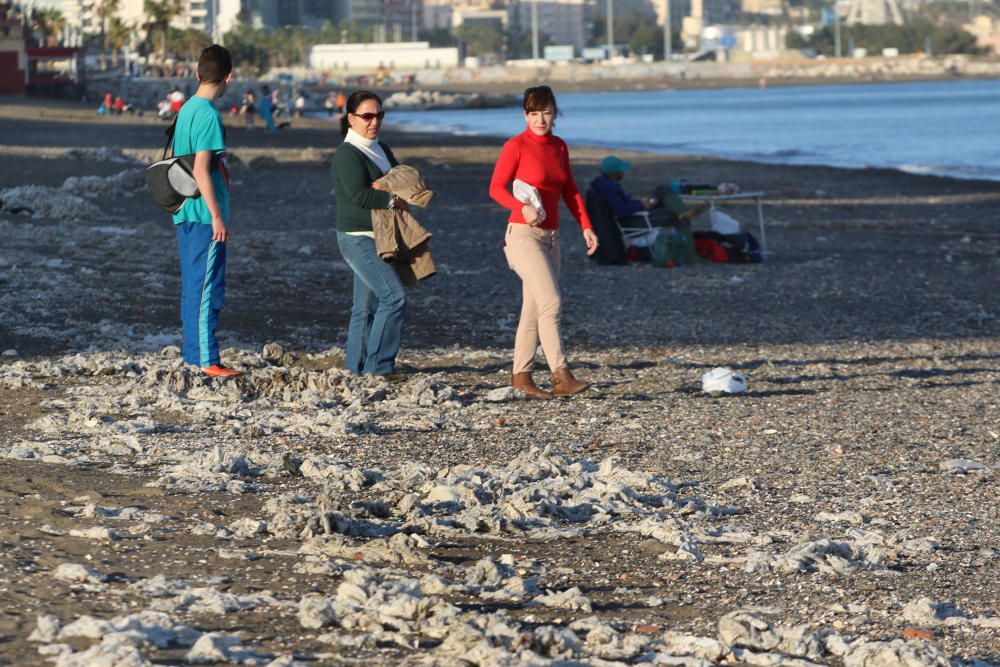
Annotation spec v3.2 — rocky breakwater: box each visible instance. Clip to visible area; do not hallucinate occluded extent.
[382,89,519,111]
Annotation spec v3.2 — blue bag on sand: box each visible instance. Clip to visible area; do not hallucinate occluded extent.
[651,228,687,268]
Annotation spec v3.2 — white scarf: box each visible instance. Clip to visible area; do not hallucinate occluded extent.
[344,128,390,174]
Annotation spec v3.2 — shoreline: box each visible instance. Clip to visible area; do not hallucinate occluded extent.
[3,92,998,187]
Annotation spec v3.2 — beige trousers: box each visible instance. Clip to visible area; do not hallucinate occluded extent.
[503,223,567,374]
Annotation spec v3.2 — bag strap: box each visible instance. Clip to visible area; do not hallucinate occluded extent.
[162,115,179,160]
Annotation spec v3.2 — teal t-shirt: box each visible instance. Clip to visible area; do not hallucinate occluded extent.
[170,96,230,225]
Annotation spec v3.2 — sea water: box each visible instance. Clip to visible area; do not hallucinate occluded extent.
[387,78,1000,182]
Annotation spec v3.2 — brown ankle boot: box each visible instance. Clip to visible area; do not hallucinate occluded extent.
[512,372,553,399]
[551,366,589,396]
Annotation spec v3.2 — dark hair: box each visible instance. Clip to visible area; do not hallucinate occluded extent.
[197,45,232,85]
[340,90,384,137]
[523,85,558,116]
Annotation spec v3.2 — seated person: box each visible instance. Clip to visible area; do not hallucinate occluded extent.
[591,155,707,228]
[588,155,708,263]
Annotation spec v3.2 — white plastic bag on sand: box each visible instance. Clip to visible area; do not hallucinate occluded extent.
[709,209,741,235]
[701,367,747,394]
[513,179,546,222]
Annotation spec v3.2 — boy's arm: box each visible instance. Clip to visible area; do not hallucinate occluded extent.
[193,150,227,242]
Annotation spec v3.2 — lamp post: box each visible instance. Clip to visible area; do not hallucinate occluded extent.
[531,0,539,63]
[663,0,671,59]
[833,0,841,58]
[606,0,613,59]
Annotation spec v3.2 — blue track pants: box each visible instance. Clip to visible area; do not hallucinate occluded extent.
[176,223,226,367]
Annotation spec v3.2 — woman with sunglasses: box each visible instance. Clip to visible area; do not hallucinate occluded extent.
[331,90,409,378]
[489,85,599,398]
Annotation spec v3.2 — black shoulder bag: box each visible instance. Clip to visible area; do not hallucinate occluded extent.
[145,116,200,214]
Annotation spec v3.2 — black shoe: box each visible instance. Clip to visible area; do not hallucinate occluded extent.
[379,371,408,384]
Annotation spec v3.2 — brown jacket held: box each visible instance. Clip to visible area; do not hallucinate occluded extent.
[372,165,435,287]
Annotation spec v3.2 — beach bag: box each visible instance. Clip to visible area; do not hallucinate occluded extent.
[145,115,200,213]
[650,228,687,267]
[693,230,763,264]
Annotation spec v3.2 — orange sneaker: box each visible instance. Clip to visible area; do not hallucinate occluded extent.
[202,364,241,378]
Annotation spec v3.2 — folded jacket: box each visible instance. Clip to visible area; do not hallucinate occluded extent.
[371,165,436,287]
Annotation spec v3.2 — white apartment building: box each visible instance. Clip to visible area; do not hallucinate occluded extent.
[64,0,240,42]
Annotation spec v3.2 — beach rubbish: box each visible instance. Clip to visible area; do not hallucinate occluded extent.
[513,179,546,222]
[701,367,747,395]
[709,209,742,235]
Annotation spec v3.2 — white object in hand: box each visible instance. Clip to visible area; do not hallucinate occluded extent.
[513,179,546,222]
[701,367,748,394]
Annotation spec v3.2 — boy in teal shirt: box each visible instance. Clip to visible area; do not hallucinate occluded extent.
[171,45,239,377]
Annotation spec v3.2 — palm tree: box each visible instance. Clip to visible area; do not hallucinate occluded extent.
[107,17,131,69]
[31,8,66,47]
[95,0,120,69]
[144,0,183,66]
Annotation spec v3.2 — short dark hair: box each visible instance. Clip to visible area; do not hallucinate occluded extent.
[198,45,232,84]
[523,85,558,116]
[340,90,383,136]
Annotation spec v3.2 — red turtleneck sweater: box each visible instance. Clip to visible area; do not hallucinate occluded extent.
[489,129,592,230]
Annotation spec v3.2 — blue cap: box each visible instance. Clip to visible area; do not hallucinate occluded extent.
[600,155,631,174]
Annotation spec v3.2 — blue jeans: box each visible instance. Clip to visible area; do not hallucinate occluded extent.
[336,231,406,376]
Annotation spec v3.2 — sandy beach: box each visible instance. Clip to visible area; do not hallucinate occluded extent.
[1,96,999,666]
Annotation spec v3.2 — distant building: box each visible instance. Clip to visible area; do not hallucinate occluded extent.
[964,14,1000,54]
[740,0,782,16]
[309,40,459,69]
[509,0,589,52]
[0,3,27,94]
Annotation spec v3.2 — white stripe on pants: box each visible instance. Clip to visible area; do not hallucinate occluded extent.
[503,223,567,374]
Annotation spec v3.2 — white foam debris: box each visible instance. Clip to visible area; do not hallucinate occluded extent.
[939,458,991,474]
[531,586,593,613]
[53,563,107,584]
[901,597,1000,628]
[29,615,62,643]
[660,631,729,661]
[128,575,287,615]
[843,639,950,667]
[62,169,145,199]
[68,526,119,541]
[0,184,103,220]
[186,632,271,665]
[61,147,141,164]
[717,609,823,659]
[50,636,152,667]
[55,610,199,648]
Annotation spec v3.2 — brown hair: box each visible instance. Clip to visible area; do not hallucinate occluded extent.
[340,90,383,136]
[523,85,558,116]
[197,45,232,85]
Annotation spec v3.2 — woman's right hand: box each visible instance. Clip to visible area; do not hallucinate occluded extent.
[371,179,390,192]
[521,204,540,226]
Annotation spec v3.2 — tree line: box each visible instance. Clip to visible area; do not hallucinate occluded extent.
[19,0,991,75]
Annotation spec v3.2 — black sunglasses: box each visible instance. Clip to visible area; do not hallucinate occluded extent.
[524,85,552,95]
[351,111,385,121]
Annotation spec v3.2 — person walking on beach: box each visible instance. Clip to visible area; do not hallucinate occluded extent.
[331,90,409,378]
[259,86,276,132]
[489,85,598,398]
[241,90,256,129]
[170,45,239,378]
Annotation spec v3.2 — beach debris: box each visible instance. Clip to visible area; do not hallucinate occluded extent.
[0,185,102,220]
[938,458,990,475]
[701,367,748,395]
[60,147,141,164]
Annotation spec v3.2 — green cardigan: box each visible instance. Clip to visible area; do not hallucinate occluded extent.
[331,141,400,233]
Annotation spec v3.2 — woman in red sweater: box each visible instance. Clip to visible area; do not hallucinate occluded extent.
[489,85,598,398]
